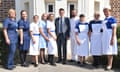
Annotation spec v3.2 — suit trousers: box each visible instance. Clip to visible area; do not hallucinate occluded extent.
[57,33,67,61]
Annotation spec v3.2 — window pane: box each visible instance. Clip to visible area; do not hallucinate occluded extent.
[48,5,53,12]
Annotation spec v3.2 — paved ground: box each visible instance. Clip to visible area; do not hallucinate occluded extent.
[0,41,120,72]
[0,62,120,72]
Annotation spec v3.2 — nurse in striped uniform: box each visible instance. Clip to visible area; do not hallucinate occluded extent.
[75,14,89,66]
[29,15,40,67]
[89,12,103,68]
[39,14,48,64]
[102,8,117,70]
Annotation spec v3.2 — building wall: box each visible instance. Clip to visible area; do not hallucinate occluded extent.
[0,0,15,22]
[110,0,120,24]
[0,0,120,24]
[15,0,34,22]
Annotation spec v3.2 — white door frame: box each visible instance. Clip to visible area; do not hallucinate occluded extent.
[68,3,77,17]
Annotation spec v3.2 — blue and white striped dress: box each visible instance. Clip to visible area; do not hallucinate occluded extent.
[39,20,48,49]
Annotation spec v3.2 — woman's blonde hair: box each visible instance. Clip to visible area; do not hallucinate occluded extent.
[8,8,16,16]
[103,8,111,12]
[41,13,48,20]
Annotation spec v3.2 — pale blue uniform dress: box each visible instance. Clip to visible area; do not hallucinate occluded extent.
[39,20,48,48]
[102,16,117,55]
[75,21,89,56]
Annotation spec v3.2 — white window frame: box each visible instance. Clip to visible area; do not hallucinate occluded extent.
[46,3,55,13]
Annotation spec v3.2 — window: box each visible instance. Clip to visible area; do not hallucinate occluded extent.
[70,4,75,18]
[94,1,100,12]
[48,4,53,12]
[68,3,77,18]
[46,3,54,13]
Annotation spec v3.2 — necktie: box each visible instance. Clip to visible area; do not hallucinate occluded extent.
[60,17,63,33]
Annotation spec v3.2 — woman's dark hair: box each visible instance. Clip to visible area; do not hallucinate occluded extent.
[20,10,27,15]
[48,14,54,20]
[79,14,85,18]
[59,8,64,12]
[33,15,39,19]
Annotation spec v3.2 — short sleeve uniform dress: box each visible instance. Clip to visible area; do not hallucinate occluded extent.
[29,22,40,55]
[75,21,89,56]
[102,16,117,55]
[18,19,30,51]
[47,20,57,55]
[89,20,103,55]
[39,20,48,48]
[3,18,18,68]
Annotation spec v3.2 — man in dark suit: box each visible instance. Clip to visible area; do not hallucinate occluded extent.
[55,8,70,64]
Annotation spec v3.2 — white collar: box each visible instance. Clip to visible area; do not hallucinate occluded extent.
[106,16,112,19]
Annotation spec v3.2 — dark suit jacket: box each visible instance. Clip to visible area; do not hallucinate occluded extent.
[55,17,70,38]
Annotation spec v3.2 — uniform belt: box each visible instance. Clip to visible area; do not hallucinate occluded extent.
[50,30,55,32]
[33,34,40,36]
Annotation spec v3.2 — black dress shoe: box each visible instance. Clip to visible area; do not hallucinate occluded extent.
[69,60,75,62]
[5,65,16,70]
[92,63,99,68]
[62,61,67,64]
[34,64,38,67]
[31,62,35,65]
[41,62,47,65]
[50,63,56,66]
[77,61,81,64]
[79,63,85,67]
[56,60,62,63]
[5,67,14,70]
[21,62,29,67]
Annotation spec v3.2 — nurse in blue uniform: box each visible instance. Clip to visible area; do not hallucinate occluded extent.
[18,10,30,67]
[39,13,48,64]
[102,8,117,70]
[75,14,89,66]
[3,9,18,70]
[89,12,103,68]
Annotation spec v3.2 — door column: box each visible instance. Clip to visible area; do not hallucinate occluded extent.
[55,0,67,17]
[33,0,45,18]
[78,0,94,21]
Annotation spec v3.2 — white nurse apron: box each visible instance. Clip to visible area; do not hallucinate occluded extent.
[90,24,102,55]
[29,34,40,55]
[77,24,89,56]
[48,32,57,55]
[47,20,57,56]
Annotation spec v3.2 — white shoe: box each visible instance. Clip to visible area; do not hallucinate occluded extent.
[106,66,112,70]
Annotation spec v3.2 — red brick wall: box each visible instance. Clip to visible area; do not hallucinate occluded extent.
[0,0,15,22]
[110,0,120,24]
